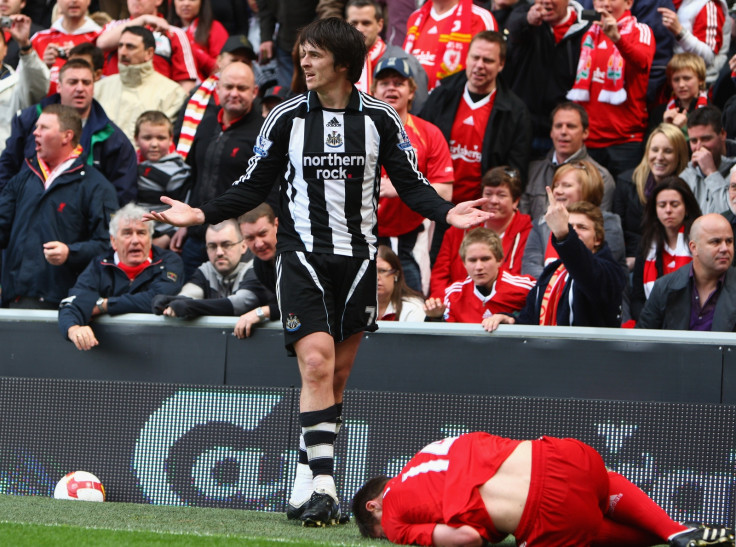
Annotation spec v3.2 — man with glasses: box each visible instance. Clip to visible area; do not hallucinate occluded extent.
[151,219,268,319]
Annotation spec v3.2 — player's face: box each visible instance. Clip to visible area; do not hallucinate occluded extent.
[58,67,94,114]
[647,132,678,182]
[373,72,414,114]
[174,0,201,24]
[376,257,396,300]
[127,0,163,18]
[465,39,504,95]
[300,43,346,94]
[111,219,153,267]
[550,108,588,161]
[58,0,90,19]
[671,69,701,104]
[569,213,601,252]
[33,113,72,163]
[688,124,726,159]
[552,171,583,205]
[690,217,734,276]
[655,189,686,233]
[135,122,172,162]
[346,5,383,49]
[240,216,277,261]
[463,242,501,289]
[594,0,633,19]
[218,63,257,118]
[206,224,246,275]
[481,184,518,222]
[535,0,569,24]
[118,32,153,66]
[0,0,24,16]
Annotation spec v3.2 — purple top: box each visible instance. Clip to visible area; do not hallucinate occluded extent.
[689,266,725,331]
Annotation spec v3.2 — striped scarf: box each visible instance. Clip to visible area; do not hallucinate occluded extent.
[642,228,692,298]
[567,14,638,105]
[665,90,708,112]
[539,263,569,326]
[176,75,219,160]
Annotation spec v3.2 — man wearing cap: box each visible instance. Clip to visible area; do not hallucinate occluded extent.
[346,0,429,114]
[372,56,454,291]
[175,35,258,160]
[261,84,289,117]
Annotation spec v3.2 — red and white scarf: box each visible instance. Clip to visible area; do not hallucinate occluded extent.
[176,75,219,160]
[357,38,387,93]
[539,263,569,325]
[567,14,638,105]
[642,228,692,298]
[404,0,474,82]
[665,90,708,112]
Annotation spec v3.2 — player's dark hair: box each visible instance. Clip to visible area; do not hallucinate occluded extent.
[69,42,104,71]
[481,166,522,201]
[42,104,83,147]
[298,17,367,84]
[238,202,275,226]
[122,25,156,51]
[346,0,383,21]
[550,101,589,131]
[687,105,723,133]
[352,475,390,538]
[470,30,506,62]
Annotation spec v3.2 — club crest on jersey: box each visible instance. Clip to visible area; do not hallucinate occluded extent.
[285,313,301,332]
[254,135,273,157]
[326,131,343,148]
[326,117,341,127]
[397,129,413,151]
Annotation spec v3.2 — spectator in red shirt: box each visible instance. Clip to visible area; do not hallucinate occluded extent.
[372,56,454,293]
[430,166,532,298]
[167,0,229,80]
[425,227,535,323]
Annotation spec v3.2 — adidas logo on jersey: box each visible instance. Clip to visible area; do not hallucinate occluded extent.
[326,117,341,127]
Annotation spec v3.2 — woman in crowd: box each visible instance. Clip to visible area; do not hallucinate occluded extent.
[521,160,625,279]
[430,166,531,298]
[376,246,426,322]
[629,177,701,321]
[168,0,229,80]
[613,124,690,270]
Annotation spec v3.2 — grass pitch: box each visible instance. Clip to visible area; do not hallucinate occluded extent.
[0,494,671,546]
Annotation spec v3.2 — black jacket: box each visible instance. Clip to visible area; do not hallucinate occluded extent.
[418,72,532,184]
[503,0,589,141]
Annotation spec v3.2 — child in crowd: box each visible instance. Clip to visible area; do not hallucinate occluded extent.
[661,53,708,131]
[424,228,535,323]
[134,111,191,249]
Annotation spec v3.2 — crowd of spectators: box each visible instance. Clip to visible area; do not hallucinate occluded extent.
[1,0,736,344]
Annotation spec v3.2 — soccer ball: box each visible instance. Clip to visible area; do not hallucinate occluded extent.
[54,471,106,502]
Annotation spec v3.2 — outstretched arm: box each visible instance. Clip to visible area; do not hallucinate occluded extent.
[143,196,205,227]
[445,198,491,230]
[431,524,484,547]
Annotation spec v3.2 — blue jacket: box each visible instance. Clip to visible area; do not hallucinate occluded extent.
[516,228,626,328]
[0,155,119,306]
[0,95,137,206]
[58,245,184,336]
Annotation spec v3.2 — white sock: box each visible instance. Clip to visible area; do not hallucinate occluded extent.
[312,474,338,503]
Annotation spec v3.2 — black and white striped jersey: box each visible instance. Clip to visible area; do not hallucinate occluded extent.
[200,88,453,259]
